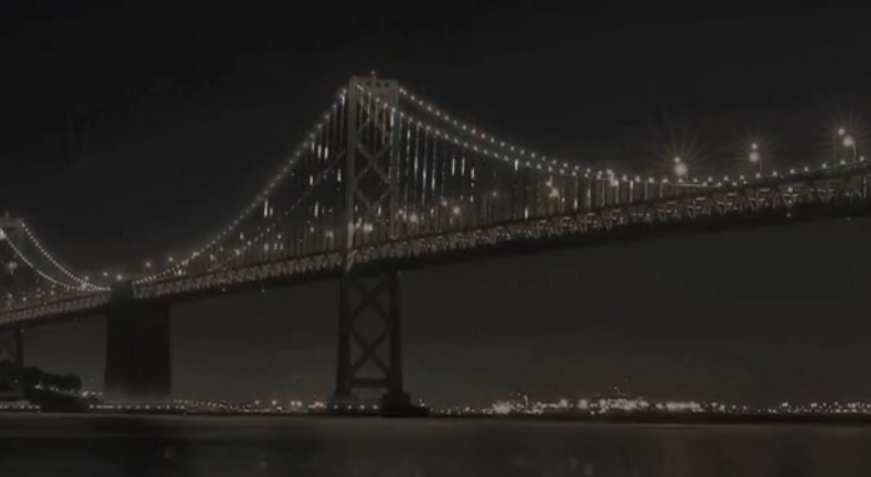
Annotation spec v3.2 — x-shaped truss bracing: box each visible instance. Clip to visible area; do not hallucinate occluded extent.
[333,76,411,408]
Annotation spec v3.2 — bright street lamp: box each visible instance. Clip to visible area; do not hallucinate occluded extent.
[748,142,761,173]
[673,157,688,179]
[843,134,858,161]
[834,127,859,162]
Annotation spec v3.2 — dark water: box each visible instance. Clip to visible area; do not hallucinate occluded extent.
[1,415,871,476]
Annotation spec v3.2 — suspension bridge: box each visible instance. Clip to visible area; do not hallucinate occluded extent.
[1,76,869,412]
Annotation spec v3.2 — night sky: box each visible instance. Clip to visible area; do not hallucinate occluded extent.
[3,1,871,407]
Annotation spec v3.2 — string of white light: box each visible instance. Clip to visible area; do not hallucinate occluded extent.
[3,232,90,294]
[397,86,654,181]
[204,160,342,273]
[133,89,347,285]
[18,222,108,291]
[393,86,871,188]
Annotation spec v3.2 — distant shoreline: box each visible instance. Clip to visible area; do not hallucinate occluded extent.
[432,412,871,425]
[3,408,871,425]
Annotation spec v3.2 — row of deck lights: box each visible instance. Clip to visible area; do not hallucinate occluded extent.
[11,158,868,295]
[40,159,871,290]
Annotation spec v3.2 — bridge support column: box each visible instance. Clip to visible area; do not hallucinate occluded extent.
[330,75,421,414]
[0,328,24,397]
[104,301,171,403]
[332,267,411,412]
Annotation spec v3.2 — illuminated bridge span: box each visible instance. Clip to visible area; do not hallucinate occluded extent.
[1,76,869,409]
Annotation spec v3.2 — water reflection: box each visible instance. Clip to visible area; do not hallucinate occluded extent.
[0,416,870,476]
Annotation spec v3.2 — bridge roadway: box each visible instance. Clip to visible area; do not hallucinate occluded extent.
[2,161,869,329]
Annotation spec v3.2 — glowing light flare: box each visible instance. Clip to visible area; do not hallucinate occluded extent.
[749,151,760,163]
[843,135,856,148]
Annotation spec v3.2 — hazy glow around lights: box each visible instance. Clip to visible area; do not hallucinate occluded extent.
[843,135,855,147]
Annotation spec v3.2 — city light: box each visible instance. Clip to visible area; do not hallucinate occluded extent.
[749,142,760,162]
[835,126,861,162]
[843,135,855,147]
[673,157,688,178]
[7,382,871,421]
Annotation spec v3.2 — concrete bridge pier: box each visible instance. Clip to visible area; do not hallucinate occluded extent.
[0,328,24,397]
[104,301,171,403]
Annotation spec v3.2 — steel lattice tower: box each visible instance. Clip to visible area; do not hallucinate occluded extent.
[331,75,412,412]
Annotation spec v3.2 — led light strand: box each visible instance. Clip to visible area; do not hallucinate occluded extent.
[4,233,91,293]
[19,222,107,291]
[205,162,342,273]
[396,85,856,186]
[360,85,705,191]
[134,89,347,285]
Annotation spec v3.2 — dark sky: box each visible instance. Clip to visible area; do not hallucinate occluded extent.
[4,0,871,407]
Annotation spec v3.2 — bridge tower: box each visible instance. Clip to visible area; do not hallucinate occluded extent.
[330,75,416,414]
